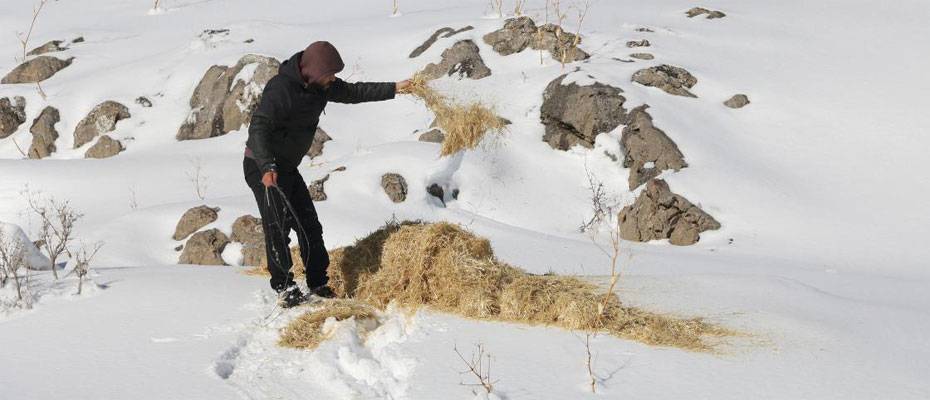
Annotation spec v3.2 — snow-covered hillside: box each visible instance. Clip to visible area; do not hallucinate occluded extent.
[1,0,928,399]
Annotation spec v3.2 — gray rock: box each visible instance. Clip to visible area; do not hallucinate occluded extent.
[427,183,445,206]
[177,54,280,140]
[231,214,264,266]
[421,40,491,80]
[632,64,698,97]
[381,173,408,203]
[135,96,152,108]
[27,40,66,56]
[636,27,655,32]
[178,228,229,265]
[73,101,131,148]
[724,94,750,109]
[540,74,627,150]
[626,39,651,48]
[418,129,445,143]
[241,245,265,267]
[629,53,654,60]
[308,174,330,201]
[2,56,73,84]
[173,205,220,241]
[409,25,475,58]
[0,96,27,138]
[27,106,60,159]
[306,127,331,159]
[620,106,687,189]
[84,135,124,159]
[618,179,719,246]
[483,17,589,62]
[686,7,726,19]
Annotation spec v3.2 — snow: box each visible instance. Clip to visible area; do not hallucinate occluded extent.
[1,0,929,399]
[0,222,50,270]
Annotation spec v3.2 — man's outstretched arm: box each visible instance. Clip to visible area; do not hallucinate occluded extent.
[327,78,401,104]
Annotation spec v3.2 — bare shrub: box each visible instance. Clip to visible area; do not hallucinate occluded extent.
[0,229,28,303]
[15,0,50,99]
[73,242,102,295]
[454,343,496,394]
[25,190,83,280]
[187,157,209,200]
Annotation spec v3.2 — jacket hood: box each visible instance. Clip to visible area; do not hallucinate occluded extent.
[280,51,306,86]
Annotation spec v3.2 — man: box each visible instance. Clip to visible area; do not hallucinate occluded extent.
[244,41,411,307]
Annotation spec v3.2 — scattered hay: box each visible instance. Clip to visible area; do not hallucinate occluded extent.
[278,299,378,350]
[403,73,507,157]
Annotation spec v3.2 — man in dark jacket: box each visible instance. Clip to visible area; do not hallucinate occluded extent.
[244,41,410,307]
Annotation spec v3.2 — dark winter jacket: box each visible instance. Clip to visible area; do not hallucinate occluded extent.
[246,51,396,173]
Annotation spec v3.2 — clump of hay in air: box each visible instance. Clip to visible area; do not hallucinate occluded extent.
[274,221,730,352]
[402,73,507,157]
[278,299,378,350]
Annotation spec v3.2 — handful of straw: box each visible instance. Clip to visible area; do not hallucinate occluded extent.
[401,73,507,157]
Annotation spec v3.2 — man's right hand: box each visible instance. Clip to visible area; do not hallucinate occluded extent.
[262,171,278,187]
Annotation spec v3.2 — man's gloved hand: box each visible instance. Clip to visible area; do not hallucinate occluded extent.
[396,79,412,94]
[262,170,278,188]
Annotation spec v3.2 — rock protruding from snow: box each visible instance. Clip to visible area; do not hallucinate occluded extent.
[84,135,125,159]
[618,179,720,246]
[686,7,726,19]
[630,53,654,60]
[306,127,331,159]
[27,106,60,159]
[627,39,651,48]
[231,214,264,266]
[427,183,445,206]
[381,173,408,203]
[178,228,229,265]
[173,205,220,241]
[632,64,698,97]
[27,40,67,56]
[418,129,445,143]
[540,74,627,150]
[0,222,51,270]
[621,106,688,190]
[483,17,589,62]
[421,40,491,80]
[135,96,153,108]
[309,174,330,201]
[177,54,280,141]
[0,96,27,139]
[73,101,131,148]
[724,94,751,109]
[1,56,73,84]
[409,25,474,58]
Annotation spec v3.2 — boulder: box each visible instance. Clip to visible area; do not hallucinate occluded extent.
[632,64,698,97]
[178,228,229,265]
[686,7,726,19]
[381,173,408,203]
[724,94,750,109]
[231,214,265,266]
[73,101,131,148]
[27,106,60,159]
[0,96,27,138]
[177,54,280,140]
[27,40,67,56]
[483,17,589,62]
[418,129,445,143]
[409,25,474,58]
[620,106,687,189]
[84,135,124,159]
[618,179,719,246]
[308,174,330,201]
[629,53,654,60]
[0,222,50,270]
[427,183,445,206]
[135,96,153,108]
[1,56,73,84]
[306,127,331,159]
[421,40,491,80]
[173,205,220,241]
[540,74,627,150]
[626,40,651,48]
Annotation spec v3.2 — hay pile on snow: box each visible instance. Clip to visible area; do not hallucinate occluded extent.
[273,221,728,351]
[403,73,506,156]
[278,299,377,349]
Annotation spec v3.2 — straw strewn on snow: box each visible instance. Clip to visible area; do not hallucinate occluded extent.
[278,299,378,349]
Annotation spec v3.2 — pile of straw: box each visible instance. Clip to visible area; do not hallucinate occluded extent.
[402,73,507,157]
[278,299,378,349]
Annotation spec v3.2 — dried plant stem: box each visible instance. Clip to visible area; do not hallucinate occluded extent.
[17,0,49,100]
[454,343,495,394]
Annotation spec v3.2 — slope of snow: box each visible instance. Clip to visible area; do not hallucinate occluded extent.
[1,0,928,399]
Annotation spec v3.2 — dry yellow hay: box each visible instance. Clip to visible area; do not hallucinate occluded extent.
[278,299,378,349]
[402,73,507,157]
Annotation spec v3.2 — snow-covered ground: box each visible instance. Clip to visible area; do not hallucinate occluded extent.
[1,0,928,399]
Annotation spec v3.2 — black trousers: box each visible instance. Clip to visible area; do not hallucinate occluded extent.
[243,158,329,291]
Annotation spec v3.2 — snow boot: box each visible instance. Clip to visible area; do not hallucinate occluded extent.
[277,285,306,308]
[310,285,337,299]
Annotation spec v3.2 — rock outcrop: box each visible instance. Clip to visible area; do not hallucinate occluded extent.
[177,54,280,140]
[724,94,750,109]
[409,26,474,58]
[0,96,27,138]
[483,17,589,62]
[231,214,264,266]
[627,40,651,48]
[620,106,687,189]
[418,129,445,143]
[1,56,73,84]
[421,40,491,80]
[306,127,331,159]
[629,53,654,60]
[686,7,726,19]
[84,135,124,159]
[381,173,408,203]
[618,179,719,246]
[178,228,229,265]
[27,40,67,56]
[73,101,131,148]
[632,64,698,97]
[27,106,60,159]
[540,74,627,150]
[308,174,330,201]
[173,205,220,241]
